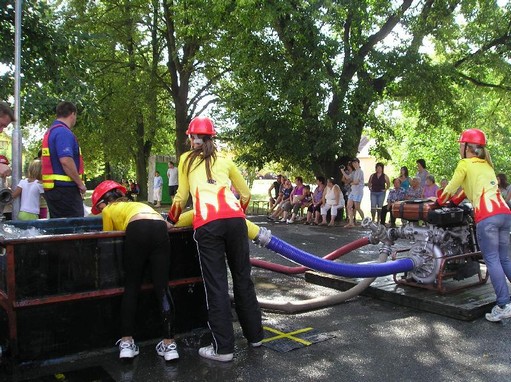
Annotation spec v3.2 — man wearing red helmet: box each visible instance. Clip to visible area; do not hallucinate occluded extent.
[168,116,263,362]
[91,180,179,361]
[437,128,511,322]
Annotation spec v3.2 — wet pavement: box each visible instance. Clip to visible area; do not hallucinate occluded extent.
[2,215,511,382]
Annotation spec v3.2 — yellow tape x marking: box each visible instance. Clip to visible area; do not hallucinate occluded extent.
[262,326,314,346]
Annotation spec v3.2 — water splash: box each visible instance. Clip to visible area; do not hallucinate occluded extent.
[0,224,47,239]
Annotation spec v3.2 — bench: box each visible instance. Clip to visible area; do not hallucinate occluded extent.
[249,200,269,215]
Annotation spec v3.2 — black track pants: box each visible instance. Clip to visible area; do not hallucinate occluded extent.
[121,220,175,339]
[194,218,263,354]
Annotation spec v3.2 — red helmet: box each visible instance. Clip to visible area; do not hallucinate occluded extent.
[91,180,126,215]
[0,155,10,165]
[459,129,486,146]
[186,117,216,136]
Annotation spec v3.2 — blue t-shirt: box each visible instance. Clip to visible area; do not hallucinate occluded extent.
[48,120,81,187]
[154,175,163,189]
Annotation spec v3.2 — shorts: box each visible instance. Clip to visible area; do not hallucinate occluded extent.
[349,192,363,203]
[168,185,178,196]
[280,200,292,212]
[18,211,39,221]
[370,191,386,209]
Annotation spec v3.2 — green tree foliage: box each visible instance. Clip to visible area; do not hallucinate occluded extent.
[379,0,511,179]
[54,0,176,198]
[215,0,511,180]
[0,1,74,122]
[159,0,234,158]
[2,0,510,188]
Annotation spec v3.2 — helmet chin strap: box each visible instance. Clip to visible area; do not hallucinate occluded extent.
[462,143,468,158]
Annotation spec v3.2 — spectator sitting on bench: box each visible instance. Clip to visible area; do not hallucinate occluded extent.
[287,184,312,224]
[380,178,406,227]
[319,178,344,227]
[268,175,283,212]
[267,179,293,221]
[126,180,140,201]
[282,177,305,223]
[405,177,423,200]
[422,175,439,199]
[307,176,326,225]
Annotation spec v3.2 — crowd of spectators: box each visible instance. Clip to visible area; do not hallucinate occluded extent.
[266,159,364,227]
[262,158,475,229]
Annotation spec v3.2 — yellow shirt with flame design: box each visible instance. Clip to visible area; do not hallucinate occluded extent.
[168,151,250,229]
[439,157,510,223]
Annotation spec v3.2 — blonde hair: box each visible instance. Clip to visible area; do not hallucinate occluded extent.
[27,159,42,181]
[466,143,494,168]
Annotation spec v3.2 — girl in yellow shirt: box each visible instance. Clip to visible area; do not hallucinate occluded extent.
[168,117,263,362]
[438,129,511,322]
[91,180,178,361]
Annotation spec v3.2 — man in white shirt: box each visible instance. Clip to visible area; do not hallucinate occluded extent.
[167,161,178,203]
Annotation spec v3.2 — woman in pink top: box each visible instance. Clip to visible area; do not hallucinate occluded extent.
[422,175,439,199]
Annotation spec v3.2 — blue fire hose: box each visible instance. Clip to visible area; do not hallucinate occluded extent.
[257,230,416,278]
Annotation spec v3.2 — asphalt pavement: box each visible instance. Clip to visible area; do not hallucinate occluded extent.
[2,215,511,382]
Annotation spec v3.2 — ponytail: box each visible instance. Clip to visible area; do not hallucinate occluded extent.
[466,143,493,168]
[184,135,217,181]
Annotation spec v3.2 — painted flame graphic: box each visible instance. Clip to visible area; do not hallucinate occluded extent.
[194,186,241,226]
[473,188,510,222]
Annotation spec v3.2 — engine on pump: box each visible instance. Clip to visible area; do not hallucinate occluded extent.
[365,201,484,289]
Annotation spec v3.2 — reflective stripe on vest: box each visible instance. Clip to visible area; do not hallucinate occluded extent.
[41,123,84,190]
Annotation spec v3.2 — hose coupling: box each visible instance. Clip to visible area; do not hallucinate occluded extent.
[0,188,12,204]
[362,217,389,245]
[379,244,393,258]
[253,226,272,247]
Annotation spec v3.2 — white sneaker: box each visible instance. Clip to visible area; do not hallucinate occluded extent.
[198,344,233,362]
[485,304,511,322]
[116,338,139,359]
[156,340,179,361]
[250,341,263,348]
